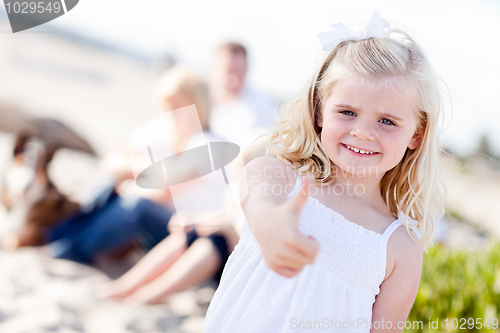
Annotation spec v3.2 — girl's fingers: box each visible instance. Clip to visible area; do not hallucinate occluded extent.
[288,176,311,215]
[273,237,319,272]
[276,249,313,269]
[281,233,319,265]
[294,235,320,258]
[274,266,301,278]
[264,175,318,278]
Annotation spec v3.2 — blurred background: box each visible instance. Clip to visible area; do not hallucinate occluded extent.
[0,0,499,332]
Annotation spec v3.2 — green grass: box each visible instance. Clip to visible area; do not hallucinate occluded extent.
[407,243,500,332]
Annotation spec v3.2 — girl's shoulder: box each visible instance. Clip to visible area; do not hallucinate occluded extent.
[384,223,423,281]
[390,223,423,255]
[244,156,299,196]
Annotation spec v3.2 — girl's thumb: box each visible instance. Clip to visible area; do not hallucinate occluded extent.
[289,175,310,214]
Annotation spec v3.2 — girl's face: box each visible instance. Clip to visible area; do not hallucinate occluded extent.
[317,73,422,179]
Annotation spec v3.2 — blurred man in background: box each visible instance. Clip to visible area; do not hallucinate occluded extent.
[209,42,276,150]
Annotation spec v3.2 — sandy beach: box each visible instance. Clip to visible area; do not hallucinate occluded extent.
[0,247,216,333]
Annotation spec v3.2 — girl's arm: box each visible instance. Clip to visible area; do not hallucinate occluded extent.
[370,228,423,332]
[240,156,319,277]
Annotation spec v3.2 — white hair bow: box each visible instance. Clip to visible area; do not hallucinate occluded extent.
[318,12,391,51]
[397,211,422,240]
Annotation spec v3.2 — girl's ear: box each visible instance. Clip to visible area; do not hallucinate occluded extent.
[316,113,323,128]
[408,130,422,150]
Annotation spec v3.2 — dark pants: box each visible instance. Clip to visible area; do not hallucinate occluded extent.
[45,187,173,264]
[186,229,229,284]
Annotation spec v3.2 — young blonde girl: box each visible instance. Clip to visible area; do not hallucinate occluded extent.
[203,13,446,332]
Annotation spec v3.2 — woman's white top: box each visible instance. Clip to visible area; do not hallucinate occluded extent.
[203,174,421,333]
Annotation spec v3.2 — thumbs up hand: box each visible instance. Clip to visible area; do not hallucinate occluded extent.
[251,176,320,278]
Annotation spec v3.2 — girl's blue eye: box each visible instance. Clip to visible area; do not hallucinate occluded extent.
[340,111,395,126]
[340,110,355,116]
[380,119,395,126]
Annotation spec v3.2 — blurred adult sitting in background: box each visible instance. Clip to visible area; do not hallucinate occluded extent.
[0,123,174,265]
[102,65,240,304]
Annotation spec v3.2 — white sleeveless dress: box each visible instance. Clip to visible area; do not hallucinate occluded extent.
[203,175,421,333]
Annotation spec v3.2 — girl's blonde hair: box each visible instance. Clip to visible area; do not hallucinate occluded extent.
[155,65,212,130]
[266,30,447,250]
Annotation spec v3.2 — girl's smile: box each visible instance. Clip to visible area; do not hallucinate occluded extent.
[317,73,422,180]
[341,143,379,156]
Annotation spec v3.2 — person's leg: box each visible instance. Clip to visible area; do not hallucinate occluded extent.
[132,198,175,250]
[206,234,230,284]
[124,236,222,305]
[103,231,188,300]
[65,197,172,263]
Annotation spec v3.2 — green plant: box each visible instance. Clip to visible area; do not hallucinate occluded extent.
[407,243,500,332]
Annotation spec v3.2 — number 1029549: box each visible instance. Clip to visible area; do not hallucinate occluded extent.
[442,318,498,330]
[5,2,62,14]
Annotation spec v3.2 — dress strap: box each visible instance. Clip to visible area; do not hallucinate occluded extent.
[286,174,302,199]
[381,219,404,242]
[381,212,422,242]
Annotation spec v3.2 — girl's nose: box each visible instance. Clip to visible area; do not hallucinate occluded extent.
[350,120,375,141]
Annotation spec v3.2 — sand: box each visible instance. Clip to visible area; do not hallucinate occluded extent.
[0,247,215,333]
